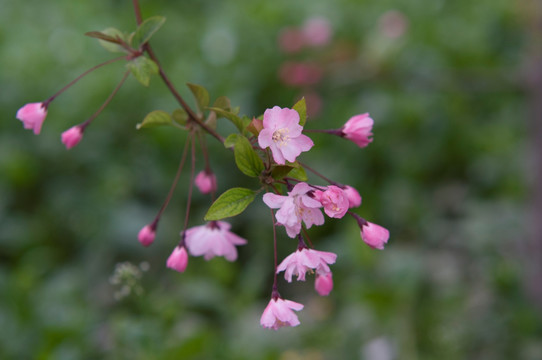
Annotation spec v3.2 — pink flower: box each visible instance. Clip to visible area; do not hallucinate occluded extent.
[361,221,389,250]
[260,297,304,330]
[315,272,333,296]
[166,245,189,273]
[278,27,305,54]
[16,102,48,135]
[184,221,247,261]
[61,125,84,149]
[277,247,337,282]
[302,17,332,47]
[343,185,362,208]
[195,170,217,194]
[313,185,349,218]
[138,224,156,247]
[278,62,323,87]
[258,106,314,165]
[263,182,324,238]
[341,113,374,148]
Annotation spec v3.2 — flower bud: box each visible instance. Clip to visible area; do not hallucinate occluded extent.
[360,221,389,250]
[315,272,333,296]
[341,113,374,148]
[343,185,362,208]
[166,246,189,273]
[138,224,156,247]
[16,102,48,135]
[61,125,84,149]
[195,170,217,194]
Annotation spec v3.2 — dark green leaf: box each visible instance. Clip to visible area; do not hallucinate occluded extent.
[172,109,188,126]
[127,56,159,86]
[133,16,166,49]
[293,97,307,126]
[208,107,248,133]
[234,136,264,177]
[187,83,210,113]
[204,187,257,221]
[136,110,172,129]
[288,165,308,181]
[271,165,294,180]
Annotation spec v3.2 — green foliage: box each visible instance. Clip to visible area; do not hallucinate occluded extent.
[94,27,129,53]
[187,83,210,114]
[293,97,307,126]
[204,187,257,220]
[132,16,166,50]
[137,110,173,129]
[126,56,159,86]
[233,135,264,177]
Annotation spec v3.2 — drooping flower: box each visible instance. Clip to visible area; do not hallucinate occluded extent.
[195,170,217,194]
[360,221,389,250]
[277,247,337,282]
[138,224,156,247]
[184,221,247,261]
[343,185,362,208]
[314,272,333,296]
[16,102,48,135]
[166,245,189,273]
[258,106,314,165]
[260,297,304,330]
[313,185,349,218]
[341,113,374,148]
[263,182,324,238]
[61,125,84,149]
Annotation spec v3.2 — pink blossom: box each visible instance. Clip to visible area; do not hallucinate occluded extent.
[16,102,48,135]
[260,297,304,330]
[302,17,332,47]
[341,113,374,148]
[278,62,323,87]
[138,224,156,247]
[263,182,324,238]
[184,221,247,261]
[258,106,314,165]
[343,185,362,208]
[166,246,189,273]
[315,272,333,296]
[277,247,337,282]
[195,170,217,194]
[61,126,84,149]
[278,27,305,54]
[313,185,349,218]
[361,222,389,250]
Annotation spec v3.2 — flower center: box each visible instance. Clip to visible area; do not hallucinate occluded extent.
[272,128,290,147]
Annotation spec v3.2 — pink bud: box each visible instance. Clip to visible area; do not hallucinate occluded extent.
[343,185,362,208]
[167,246,189,273]
[138,224,156,247]
[361,222,389,250]
[61,126,84,149]
[341,113,374,148]
[315,272,333,296]
[16,102,48,135]
[195,170,217,194]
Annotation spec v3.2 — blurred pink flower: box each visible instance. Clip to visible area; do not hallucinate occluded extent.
[184,221,247,261]
[195,170,217,194]
[341,113,374,148]
[343,185,362,208]
[258,106,314,165]
[138,224,156,247]
[260,297,304,330]
[263,182,324,238]
[313,185,349,218]
[278,62,323,87]
[361,221,389,250]
[16,102,47,135]
[277,247,337,282]
[302,17,332,47]
[278,27,305,54]
[61,125,84,149]
[378,10,409,39]
[166,245,189,273]
[314,272,333,296]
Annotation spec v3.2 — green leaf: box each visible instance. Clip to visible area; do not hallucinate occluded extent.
[172,109,188,126]
[127,56,159,86]
[234,136,264,177]
[136,110,172,129]
[187,83,210,113]
[133,16,166,49]
[293,97,307,126]
[213,96,232,111]
[224,133,241,148]
[208,107,247,133]
[204,187,257,221]
[271,165,294,180]
[289,165,308,181]
[95,28,128,53]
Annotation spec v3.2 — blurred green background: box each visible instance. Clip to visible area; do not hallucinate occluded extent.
[1,0,539,359]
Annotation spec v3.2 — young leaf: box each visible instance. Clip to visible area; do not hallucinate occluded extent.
[207,107,245,133]
[293,97,307,126]
[271,165,294,180]
[234,135,264,177]
[132,16,166,49]
[172,108,188,126]
[213,96,232,111]
[224,133,241,148]
[204,187,257,221]
[187,83,210,114]
[95,28,128,53]
[127,56,159,86]
[289,165,308,181]
[136,110,172,129]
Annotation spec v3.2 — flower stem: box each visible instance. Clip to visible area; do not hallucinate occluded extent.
[271,208,279,299]
[183,132,197,232]
[298,161,337,185]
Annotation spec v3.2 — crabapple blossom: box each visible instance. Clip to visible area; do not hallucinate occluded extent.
[263,182,324,238]
[258,106,314,165]
[166,245,189,273]
[361,221,390,250]
[184,221,247,261]
[138,224,156,247]
[16,102,48,135]
[61,125,84,149]
[314,272,333,296]
[277,247,337,282]
[313,185,349,218]
[195,170,217,194]
[341,113,374,148]
[343,185,362,208]
[260,297,304,330]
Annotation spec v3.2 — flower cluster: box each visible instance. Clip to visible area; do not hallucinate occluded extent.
[15,5,389,331]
